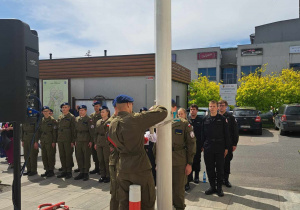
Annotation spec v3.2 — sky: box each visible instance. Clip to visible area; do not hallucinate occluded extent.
[0,0,299,59]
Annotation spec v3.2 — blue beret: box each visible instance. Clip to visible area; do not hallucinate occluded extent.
[101,105,108,110]
[112,99,117,107]
[139,107,148,112]
[115,94,134,104]
[78,105,87,110]
[42,106,50,111]
[60,102,69,108]
[49,109,53,112]
[92,101,101,106]
[171,99,177,107]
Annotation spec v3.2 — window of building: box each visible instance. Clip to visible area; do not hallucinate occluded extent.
[241,65,261,76]
[221,67,237,84]
[198,67,216,81]
[172,54,176,62]
[290,63,300,71]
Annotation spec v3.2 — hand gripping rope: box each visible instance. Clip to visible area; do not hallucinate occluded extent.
[37,202,69,210]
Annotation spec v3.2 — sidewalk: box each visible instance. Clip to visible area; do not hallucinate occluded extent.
[0,155,299,210]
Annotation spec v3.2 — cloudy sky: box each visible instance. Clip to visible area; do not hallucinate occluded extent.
[1,0,298,59]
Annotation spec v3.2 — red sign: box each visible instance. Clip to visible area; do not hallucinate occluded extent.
[197,52,217,60]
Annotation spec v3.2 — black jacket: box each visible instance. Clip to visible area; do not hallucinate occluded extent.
[201,114,230,153]
[223,112,239,148]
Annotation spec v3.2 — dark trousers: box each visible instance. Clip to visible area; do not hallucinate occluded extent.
[204,151,224,187]
[188,149,201,182]
[145,142,156,184]
[224,150,233,179]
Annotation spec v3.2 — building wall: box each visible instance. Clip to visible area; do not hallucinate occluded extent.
[173,47,221,81]
[254,19,300,44]
[67,76,187,112]
[237,41,300,80]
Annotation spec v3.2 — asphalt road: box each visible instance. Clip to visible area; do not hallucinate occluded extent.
[200,129,300,192]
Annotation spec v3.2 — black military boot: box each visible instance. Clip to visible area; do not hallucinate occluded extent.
[58,167,63,171]
[57,172,67,178]
[23,171,31,176]
[104,177,110,183]
[74,173,84,180]
[205,180,217,195]
[46,170,55,177]
[217,185,224,197]
[223,174,232,188]
[83,173,89,181]
[41,171,49,177]
[90,168,100,174]
[194,171,200,184]
[185,183,191,191]
[98,177,105,183]
[65,172,72,179]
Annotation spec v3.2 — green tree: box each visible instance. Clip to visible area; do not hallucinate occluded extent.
[236,67,300,112]
[188,75,221,107]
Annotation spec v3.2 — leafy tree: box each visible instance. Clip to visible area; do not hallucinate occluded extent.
[236,67,300,112]
[188,75,221,107]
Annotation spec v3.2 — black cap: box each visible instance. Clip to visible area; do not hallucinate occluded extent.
[42,106,50,111]
[92,101,101,106]
[60,102,70,108]
[78,105,87,110]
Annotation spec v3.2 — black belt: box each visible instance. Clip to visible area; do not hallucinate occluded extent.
[209,139,223,142]
[59,128,70,132]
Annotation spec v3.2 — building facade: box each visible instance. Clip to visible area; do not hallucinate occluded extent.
[39,54,191,113]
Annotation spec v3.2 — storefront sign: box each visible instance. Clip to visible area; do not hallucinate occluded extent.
[241,48,263,56]
[290,46,300,54]
[197,52,217,60]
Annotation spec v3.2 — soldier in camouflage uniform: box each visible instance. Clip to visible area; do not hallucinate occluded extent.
[74,105,94,181]
[38,106,58,178]
[89,101,101,174]
[108,95,168,210]
[57,102,76,179]
[107,100,119,210]
[94,106,111,183]
[22,121,39,176]
[171,100,196,209]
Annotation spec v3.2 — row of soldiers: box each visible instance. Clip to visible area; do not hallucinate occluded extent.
[22,96,238,210]
[21,101,111,182]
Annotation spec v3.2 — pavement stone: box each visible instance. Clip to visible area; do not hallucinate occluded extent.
[1,150,300,210]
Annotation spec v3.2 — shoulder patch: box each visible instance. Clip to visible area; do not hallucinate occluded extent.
[91,125,94,129]
[188,124,191,127]
[53,125,57,129]
[190,131,195,138]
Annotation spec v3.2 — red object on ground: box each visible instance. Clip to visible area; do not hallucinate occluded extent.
[37,202,69,210]
[129,201,141,210]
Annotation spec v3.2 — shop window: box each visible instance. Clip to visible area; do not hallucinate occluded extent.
[241,65,261,77]
[198,67,216,81]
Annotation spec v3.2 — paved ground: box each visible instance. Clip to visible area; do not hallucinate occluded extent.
[0,128,299,209]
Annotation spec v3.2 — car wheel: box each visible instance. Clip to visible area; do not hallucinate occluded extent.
[279,128,286,136]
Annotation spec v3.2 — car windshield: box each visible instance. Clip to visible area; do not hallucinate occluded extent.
[285,106,300,115]
[234,110,258,116]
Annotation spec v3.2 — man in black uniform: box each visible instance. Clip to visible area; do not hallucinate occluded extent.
[186,104,202,191]
[218,100,239,188]
[201,100,230,197]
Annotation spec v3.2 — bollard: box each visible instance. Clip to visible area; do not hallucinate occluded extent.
[129,185,141,210]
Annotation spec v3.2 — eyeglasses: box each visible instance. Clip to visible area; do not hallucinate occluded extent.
[218,104,226,107]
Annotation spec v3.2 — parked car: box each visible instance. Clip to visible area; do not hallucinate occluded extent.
[259,111,274,124]
[274,104,300,135]
[233,107,262,135]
